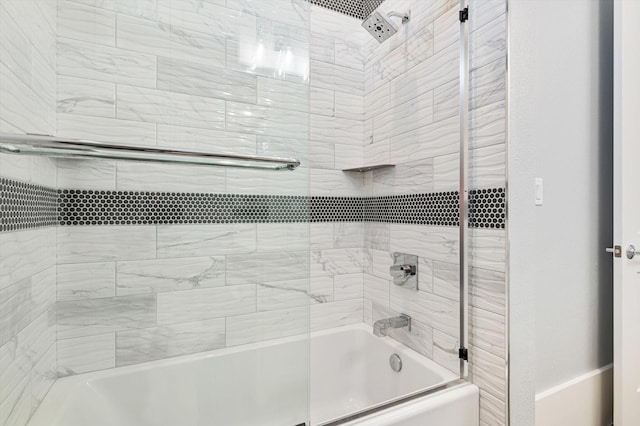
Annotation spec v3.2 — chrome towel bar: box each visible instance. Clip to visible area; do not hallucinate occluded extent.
[0,133,301,171]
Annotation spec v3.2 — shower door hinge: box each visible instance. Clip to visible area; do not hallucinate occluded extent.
[459,7,469,23]
[459,347,469,361]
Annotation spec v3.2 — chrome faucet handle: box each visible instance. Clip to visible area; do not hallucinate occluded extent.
[389,264,416,278]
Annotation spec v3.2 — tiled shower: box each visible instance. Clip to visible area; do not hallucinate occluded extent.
[0,0,507,425]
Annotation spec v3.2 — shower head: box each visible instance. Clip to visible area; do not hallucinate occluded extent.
[362,11,397,43]
[362,10,410,43]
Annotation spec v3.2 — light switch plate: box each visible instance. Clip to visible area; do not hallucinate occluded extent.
[535,178,543,206]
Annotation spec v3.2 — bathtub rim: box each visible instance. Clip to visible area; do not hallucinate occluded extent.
[30,323,463,426]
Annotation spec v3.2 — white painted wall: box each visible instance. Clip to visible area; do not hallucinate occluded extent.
[509,0,613,424]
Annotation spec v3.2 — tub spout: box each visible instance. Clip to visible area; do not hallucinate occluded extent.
[373,314,411,337]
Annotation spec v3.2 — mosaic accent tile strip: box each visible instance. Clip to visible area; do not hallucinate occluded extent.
[310,0,386,20]
[0,177,58,232]
[57,188,505,228]
[0,177,505,231]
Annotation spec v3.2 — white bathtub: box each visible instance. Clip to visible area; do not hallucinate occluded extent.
[29,324,478,426]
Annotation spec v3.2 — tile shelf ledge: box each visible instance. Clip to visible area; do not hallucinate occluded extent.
[341,164,396,172]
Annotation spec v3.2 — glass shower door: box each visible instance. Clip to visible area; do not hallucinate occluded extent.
[9,0,313,425]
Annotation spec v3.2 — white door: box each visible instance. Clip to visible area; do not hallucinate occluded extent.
[613,1,640,424]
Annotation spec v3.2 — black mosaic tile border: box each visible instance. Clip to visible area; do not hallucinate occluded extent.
[0,176,505,232]
[0,177,58,232]
[309,0,386,20]
[57,188,505,229]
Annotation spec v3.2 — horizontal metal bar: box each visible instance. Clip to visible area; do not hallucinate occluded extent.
[0,133,301,171]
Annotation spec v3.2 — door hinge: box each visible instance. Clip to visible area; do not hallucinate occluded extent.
[459,347,469,361]
[459,7,469,23]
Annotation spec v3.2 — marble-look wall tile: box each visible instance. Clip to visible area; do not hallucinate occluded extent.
[470,101,506,150]
[432,261,460,301]
[0,373,30,426]
[432,329,459,374]
[30,266,56,319]
[157,0,256,40]
[57,75,115,118]
[311,60,364,96]
[256,223,309,252]
[433,78,459,122]
[470,268,506,316]
[0,63,55,135]
[390,225,459,263]
[57,113,157,146]
[57,226,156,264]
[156,284,255,324]
[31,342,57,410]
[334,91,364,121]
[116,257,225,296]
[117,14,225,67]
[157,225,256,258]
[469,13,506,72]
[470,306,505,359]
[58,0,116,47]
[310,114,363,146]
[0,6,33,90]
[334,144,363,170]
[311,299,363,331]
[57,38,156,87]
[310,276,334,304]
[470,228,506,272]
[226,306,308,346]
[68,0,159,20]
[409,290,459,337]
[57,262,115,301]
[470,346,506,402]
[394,159,435,194]
[310,169,363,196]
[116,318,225,366]
[433,6,459,53]
[56,159,116,191]
[390,44,457,107]
[311,248,365,277]
[226,102,308,139]
[257,77,309,112]
[334,222,364,249]
[310,87,335,117]
[365,273,391,309]
[117,85,226,130]
[257,279,315,311]
[390,115,459,164]
[157,57,257,104]
[309,141,335,169]
[116,161,226,192]
[0,280,31,348]
[57,333,115,376]
[364,223,390,251]
[334,273,363,301]
[480,389,507,426]
[364,249,389,280]
[470,143,506,189]
[57,294,156,339]
[226,251,309,286]
[226,167,309,195]
[157,124,256,154]
[470,58,506,111]
[433,152,459,192]
[335,39,365,71]
[310,223,335,250]
[0,228,55,290]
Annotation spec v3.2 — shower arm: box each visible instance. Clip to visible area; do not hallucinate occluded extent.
[387,10,411,24]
